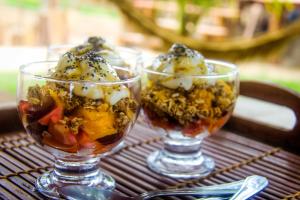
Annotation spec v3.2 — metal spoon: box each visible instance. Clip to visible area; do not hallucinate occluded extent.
[197,176,268,200]
[229,175,268,200]
[58,175,266,200]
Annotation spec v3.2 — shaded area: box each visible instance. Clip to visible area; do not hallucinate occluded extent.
[112,0,300,60]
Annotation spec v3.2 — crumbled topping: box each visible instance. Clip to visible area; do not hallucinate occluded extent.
[142,80,235,126]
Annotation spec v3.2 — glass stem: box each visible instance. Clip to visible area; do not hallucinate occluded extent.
[147,130,214,178]
[164,130,206,154]
[35,156,115,198]
[53,157,101,185]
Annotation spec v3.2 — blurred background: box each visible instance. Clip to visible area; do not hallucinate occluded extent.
[0,0,300,102]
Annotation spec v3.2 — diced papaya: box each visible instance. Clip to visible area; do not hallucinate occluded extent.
[182,120,206,137]
[48,122,77,145]
[38,107,63,125]
[77,131,98,149]
[78,108,116,140]
[77,131,106,155]
[18,100,29,114]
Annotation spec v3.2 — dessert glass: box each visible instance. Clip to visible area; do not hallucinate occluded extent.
[46,44,134,154]
[17,56,140,198]
[141,59,239,179]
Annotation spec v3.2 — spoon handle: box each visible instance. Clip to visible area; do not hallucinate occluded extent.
[229,175,268,200]
[140,177,247,200]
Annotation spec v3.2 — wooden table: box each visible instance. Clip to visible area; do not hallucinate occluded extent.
[0,122,299,200]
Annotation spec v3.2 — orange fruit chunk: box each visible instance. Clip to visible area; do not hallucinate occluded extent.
[78,108,116,140]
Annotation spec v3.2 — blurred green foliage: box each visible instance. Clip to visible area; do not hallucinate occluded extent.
[3,0,41,10]
[190,0,220,8]
[274,79,300,92]
[241,75,300,93]
[266,0,294,19]
[3,0,119,18]
[175,0,234,35]
[0,72,18,95]
[78,3,119,18]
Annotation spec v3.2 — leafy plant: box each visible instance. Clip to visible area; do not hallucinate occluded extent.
[265,0,294,20]
[4,0,41,10]
[176,0,222,35]
[191,0,220,8]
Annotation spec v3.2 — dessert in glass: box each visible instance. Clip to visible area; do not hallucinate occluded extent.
[17,43,140,198]
[47,37,133,155]
[47,37,128,68]
[141,44,238,179]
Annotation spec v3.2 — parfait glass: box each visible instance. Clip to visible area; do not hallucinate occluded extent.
[17,59,140,198]
[141,59,239,179]
[46,44,134,154]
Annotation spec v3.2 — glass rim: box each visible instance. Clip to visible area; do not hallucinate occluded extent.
[20,61,141,85]
[143,59,238,78]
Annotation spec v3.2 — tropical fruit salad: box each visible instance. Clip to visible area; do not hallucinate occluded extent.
[19,37,139,154]
[141,44,237,137]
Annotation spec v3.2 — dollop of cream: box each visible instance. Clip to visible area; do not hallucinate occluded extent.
[150,44,208,90]
[66,36,127,69]
[52,49,129,105]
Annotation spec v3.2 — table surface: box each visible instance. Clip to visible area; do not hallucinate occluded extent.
[0,123,299,200]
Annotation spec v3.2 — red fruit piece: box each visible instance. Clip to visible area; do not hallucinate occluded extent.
[77,131,97,149]
[18,100,29,114]
[182,120,206,137]
[38,107,63,125]
[48,122,77,146]
[143,108,175,130]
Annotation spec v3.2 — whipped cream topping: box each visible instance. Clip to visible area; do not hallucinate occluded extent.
[70,36,126,67]
[52,47,129,105]
[150,44,208,90]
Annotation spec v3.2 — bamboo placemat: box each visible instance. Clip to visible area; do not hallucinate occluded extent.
[0,123,299,200]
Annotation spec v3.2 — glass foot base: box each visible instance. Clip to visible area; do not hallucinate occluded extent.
[147,150,215,179]
[36,170,115,199]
